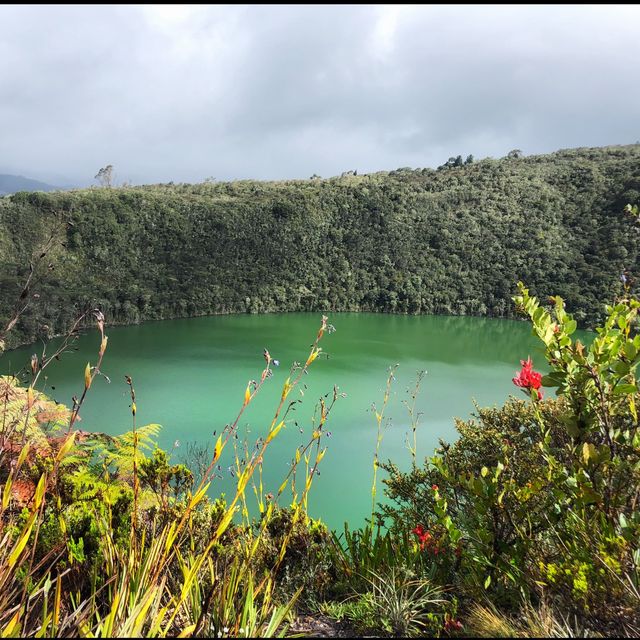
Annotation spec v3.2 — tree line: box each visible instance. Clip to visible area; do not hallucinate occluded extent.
[1,144,639,348]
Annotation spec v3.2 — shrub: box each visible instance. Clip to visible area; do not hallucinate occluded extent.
[379,283,640,630]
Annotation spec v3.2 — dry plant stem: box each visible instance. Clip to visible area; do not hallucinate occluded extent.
[164,323,331,636]
[196,389,338,637]
[67,311,108,433]
[0,385,10,448]
[268,391,339,578]
[195,316,328,501]
[295,389,337,510]
[18,486,48,618]
[0,310,108,629]
[154,316,330,590]
[403,370,426,466]
[210,321,329,536]
[371,364,398,523]
[29,312,90,388]
[272,390,339,508]
[17,429,77,623]
[1,311,92,460]
[14,312,91,448]
[125,375,139,550]
[0,228,61,344]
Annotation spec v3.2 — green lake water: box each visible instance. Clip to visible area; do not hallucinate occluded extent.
[1,313,563,531]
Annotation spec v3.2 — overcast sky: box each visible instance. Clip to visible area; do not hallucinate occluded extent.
[1,4,639,186]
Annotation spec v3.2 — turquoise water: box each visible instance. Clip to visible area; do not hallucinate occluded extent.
[1,312,560,530]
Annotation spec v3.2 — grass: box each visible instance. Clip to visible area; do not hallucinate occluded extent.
[0,313,337,637]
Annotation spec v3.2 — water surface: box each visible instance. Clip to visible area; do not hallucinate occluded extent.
[2,313,561,530]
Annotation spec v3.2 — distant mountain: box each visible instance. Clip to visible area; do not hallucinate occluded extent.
[0,174,60,195]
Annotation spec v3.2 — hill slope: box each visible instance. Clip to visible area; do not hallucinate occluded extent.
[1,145,639,348]
[0,174,60,196]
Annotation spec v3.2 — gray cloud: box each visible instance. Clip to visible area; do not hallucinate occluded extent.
[1,5,638,186]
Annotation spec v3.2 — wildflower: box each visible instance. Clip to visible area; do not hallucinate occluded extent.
[412,524,434,551]
[512,356,543,400]
[432,484,439,491]
[444,614,463,633]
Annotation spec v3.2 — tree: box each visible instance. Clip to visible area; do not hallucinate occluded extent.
[95,165,114,187]
[438,155,466,170]
[507,149,522,159]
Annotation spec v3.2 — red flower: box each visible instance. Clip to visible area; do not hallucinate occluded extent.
[432,484,439,492]
[412,524,442,553]
[512,357,543,400]
[444,616,463,633]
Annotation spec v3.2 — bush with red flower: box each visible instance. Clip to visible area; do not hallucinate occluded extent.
[411,524,445,555]
[380,280,640,634]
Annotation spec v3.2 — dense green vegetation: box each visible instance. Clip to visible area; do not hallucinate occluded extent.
[1,144,640,348]
[1,282,639,637]
[1,147,639,635]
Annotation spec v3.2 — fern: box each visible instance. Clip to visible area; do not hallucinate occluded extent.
[0,375,71,449]
[68,467,103,502]
[100,423,162,476]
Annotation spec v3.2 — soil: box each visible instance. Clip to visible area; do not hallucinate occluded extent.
[288,613,365,638]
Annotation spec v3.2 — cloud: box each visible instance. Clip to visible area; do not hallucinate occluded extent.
[0,5,638,185]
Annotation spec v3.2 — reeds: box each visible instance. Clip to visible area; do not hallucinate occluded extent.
[0,309,337,637]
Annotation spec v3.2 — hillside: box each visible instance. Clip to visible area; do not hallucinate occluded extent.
[0,174,60,196]
[1,144,639,348]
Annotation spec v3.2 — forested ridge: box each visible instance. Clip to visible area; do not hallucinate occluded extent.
[1,144,639,348]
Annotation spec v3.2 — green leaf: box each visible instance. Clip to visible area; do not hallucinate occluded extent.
[543,324,555,345]
[613,383,637,395]
[565,476,578,489]
[613,361,631,376]
[484,575,491,589]
[541,372,566,387]
[532,307,546,327]
[579,485,601,505]
[582,442,596,464]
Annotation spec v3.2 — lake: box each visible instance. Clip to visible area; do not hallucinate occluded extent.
[1,312,555,530]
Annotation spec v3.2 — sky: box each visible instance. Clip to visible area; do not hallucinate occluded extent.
[1,4,639,187]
